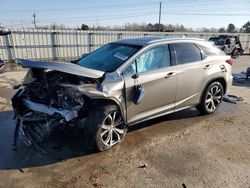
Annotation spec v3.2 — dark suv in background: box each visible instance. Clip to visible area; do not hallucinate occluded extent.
[209,35,244,58]
[0,58,6,73]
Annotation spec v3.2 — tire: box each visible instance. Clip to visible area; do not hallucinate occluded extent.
[0,63,6,74]
[232,49,240,59]
[197,82,224,115]
[83,103,127,151]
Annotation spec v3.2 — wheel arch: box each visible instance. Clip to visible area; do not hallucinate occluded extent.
[199,77,227,103]
[92,98,127,123]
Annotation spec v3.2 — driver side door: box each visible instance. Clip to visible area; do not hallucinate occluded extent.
[122,44,177,124]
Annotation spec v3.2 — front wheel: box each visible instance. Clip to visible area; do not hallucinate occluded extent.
[84,104,127,151]
[197,82,224,115]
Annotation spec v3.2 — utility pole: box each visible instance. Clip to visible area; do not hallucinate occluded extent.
[32,11,36,29]
[158,1,162,32]
[10,18,13,30]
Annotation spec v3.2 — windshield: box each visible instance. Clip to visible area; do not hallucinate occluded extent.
[77,43,141,72]
[209,38,225,45]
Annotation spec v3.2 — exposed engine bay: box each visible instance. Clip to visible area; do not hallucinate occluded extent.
[12,68,100,154]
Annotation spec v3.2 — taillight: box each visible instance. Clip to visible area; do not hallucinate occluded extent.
[226,58,233,65]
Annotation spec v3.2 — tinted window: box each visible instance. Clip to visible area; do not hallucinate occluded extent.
[212,44,226,55]
[77,43,141,72]
[197,44,225,56]
[123,45,170,75]
[198,45,216,56]
[210,38,225,45]
[173,43,202,64]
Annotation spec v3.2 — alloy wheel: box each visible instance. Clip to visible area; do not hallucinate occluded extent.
[205,85,223,112]
[100,111,125,147]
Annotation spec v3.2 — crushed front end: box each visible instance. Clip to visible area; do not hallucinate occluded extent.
[12,68,99,154]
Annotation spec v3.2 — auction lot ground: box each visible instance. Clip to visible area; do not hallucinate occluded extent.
[0,56,250,188]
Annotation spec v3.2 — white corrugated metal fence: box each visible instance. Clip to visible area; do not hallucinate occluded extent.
[0,29,249,62]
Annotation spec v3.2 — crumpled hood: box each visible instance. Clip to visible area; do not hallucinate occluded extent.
[16,58,104,79]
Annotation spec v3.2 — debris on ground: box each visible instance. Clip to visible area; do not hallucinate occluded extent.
[232,72,247,83]
[223,94,244,104]
[18,168,24,173]
[138,163,147,169]
[233,68,250,82]
[246,67,250,79]
[182,183,187,188]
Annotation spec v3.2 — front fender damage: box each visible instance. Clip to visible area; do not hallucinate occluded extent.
[12,69,126,154]
[77,72,126,121]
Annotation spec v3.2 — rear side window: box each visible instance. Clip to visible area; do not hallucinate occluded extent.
[172,43,202,64]
[197,44,225,56]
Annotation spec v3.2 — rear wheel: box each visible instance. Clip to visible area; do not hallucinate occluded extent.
[0,63,6,74]
[197,82,224,115]
[84,104,127,151]
[232,49,240,59]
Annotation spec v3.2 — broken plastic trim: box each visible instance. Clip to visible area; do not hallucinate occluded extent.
[222,94,243,104]
[22,99,78,121]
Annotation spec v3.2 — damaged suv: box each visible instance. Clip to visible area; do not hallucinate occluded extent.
[12,37,233,152]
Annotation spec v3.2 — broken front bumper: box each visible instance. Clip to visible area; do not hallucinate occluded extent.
[22,98,78,122]
[12,98,80,153]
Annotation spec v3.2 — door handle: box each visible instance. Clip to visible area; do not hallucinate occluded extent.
[204,64,211,70]
[165,72,176,79]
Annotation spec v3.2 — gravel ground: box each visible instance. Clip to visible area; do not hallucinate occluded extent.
[0,56,250,188]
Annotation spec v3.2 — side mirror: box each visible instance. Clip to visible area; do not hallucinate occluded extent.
[132,73,139,79]
[131,59,144,104]
[131,73,144,105]
[133,85,145,105]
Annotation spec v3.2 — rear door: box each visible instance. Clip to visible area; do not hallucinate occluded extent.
[169,42,211,110]
[122,44,177,124]
[224,38,235,55]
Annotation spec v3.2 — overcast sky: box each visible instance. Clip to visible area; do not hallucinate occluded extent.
[0,0,249,29]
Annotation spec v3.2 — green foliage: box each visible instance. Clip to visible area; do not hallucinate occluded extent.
[81,24,89,30]
[226,23,236,33]
[218,27,226,33]
[242,21,250,33]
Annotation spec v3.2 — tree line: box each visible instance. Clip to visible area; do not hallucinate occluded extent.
[74,21,250,33]
[85,22,250,33]
[24,21,250,33]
